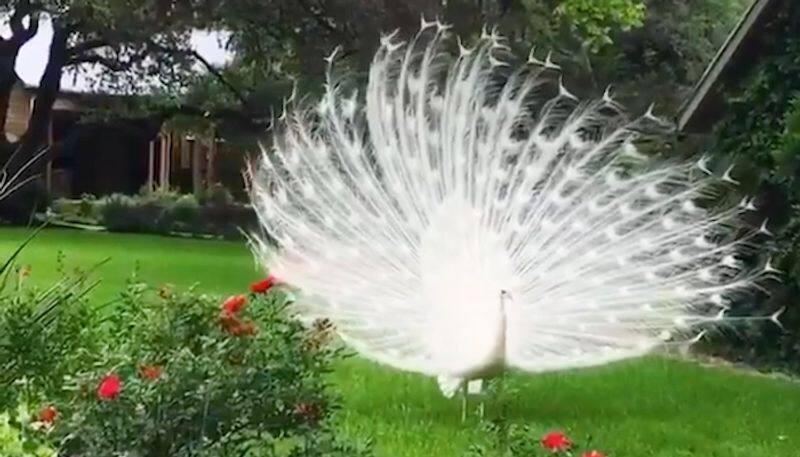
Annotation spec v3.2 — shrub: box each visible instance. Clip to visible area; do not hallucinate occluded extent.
[200,203,258,240]
[98,193,166,233]
[204,183,235,207]
[140,186,182,205]
[94,191,257,239]
[703,4,800,372]
[50,199,79,218]
[48,197,100,225]
[0,259,103,410]
[0,267,370,457]
[166,194,201,232]
[0,407,56,457]
[77,194,97,219]
[466,421,605,457]
[54,281,369,456]
[0,181,50,225]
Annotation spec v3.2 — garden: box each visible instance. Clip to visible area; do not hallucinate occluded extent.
[44,185,258,240]
[0,228,798,457]
[3,0,800,456]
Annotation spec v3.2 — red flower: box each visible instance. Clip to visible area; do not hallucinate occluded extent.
[230,321,257,337]
[582,452,606,457]
[38,406,56,424]
[219,313,240,331]
[293,402,320,423]
[235,321,257,336]
[220,313,257,337]
[138,364,162,381]
[97,374,122,400]
[221,294,247,315]
[249,276,277,294]
[541,431,572,452]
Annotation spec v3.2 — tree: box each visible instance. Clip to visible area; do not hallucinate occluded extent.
[0,0,751,183]
[0,0,223,175]
[0,1,39,143]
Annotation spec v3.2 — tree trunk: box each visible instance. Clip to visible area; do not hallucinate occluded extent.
[0,42,23,145]
[10,26,68,176]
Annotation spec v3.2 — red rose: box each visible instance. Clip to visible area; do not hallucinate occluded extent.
[219,313,241,332]
[230,321,258,337]
[38,406,57,424]
[236,321,257,336]
[221,294,247,315]
[249,276,277,294]
[582,451,605,457]
[541,431,572,452]
[293,402,320,423]
[97,374,122,400]
[220,313,257,337]
[138,364,162,381]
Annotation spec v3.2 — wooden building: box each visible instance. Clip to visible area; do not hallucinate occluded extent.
[5,78,246,200]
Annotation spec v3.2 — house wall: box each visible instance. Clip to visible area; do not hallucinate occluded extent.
[5,85,31,141]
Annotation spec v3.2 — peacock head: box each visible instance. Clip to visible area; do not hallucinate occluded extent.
[499,290,513,313]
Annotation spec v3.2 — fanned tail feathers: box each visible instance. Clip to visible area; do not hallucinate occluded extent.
[248,23,775,381]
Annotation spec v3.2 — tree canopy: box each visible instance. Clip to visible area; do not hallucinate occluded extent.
[0,0,750,168]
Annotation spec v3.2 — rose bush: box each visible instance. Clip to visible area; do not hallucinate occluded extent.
[0,265,371,457]
[465,421,607,457]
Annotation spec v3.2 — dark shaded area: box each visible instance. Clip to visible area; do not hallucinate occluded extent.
[696,0,800,373]
[0,115,161,223]
[679,0,787,133]
[56,116,161,197]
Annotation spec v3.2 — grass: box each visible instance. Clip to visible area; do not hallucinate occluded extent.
[2,226,799,456]
[0,226,261,303]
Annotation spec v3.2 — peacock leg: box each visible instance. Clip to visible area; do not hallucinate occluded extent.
[460,384,467,423]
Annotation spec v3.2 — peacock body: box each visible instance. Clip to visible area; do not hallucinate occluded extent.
[249,21,776,399]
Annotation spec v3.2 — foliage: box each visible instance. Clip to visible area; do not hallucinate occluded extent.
[180,0,748,134]
[51,280,368,456]
[0,407,55,457]
[555,0,645,51]
[48,196,100,224]
[465,422,601,457]
[703,2,800,372]
[0,181,50,225]
[98,193,164,233]
[165,194,201,231]
[88,190,257,239]
[0,257,103,410]
[204,182,236,207]
[0,255,371,456]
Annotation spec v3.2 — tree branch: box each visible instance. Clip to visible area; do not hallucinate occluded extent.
[9,0,32,36]
[147,40,250,108]
[66,53,131,72]
[67,38,110,57]
[9,1,40,44]
[157,103,267,132]
[297,0,347,38]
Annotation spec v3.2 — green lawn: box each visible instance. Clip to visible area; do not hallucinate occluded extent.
[2,227,799,456]
[0,226,261,303]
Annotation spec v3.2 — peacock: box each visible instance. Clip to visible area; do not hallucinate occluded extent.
[248,20,781,416]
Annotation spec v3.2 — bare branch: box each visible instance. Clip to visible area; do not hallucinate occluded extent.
[68,38,110,57]
[9,0,32,36]
[8,2,40,44]
[66,53,131,71]
[147,41,250,108]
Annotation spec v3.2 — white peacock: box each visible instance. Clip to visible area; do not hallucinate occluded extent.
[248,20,781,418]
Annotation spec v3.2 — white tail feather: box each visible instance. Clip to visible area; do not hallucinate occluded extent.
[249,27,767,389]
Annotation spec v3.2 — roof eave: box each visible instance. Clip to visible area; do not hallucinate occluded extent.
[677,0,776,133]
